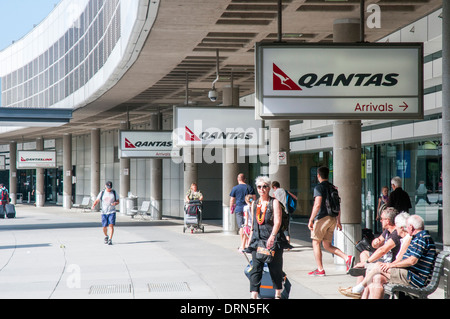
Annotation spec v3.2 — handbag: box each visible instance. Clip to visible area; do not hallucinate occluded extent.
[256,241,275,264]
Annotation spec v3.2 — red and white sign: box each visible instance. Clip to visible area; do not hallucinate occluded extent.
[119,131,180,158]
[173,107,263,148]
[17,151,56,168]
[256,43,423,120]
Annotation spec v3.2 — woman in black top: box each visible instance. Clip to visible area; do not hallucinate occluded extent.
[247,176,290,299]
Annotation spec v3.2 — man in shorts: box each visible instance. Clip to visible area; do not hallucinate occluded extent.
[339,215,436,299]
[92,181,119,245]
[307,166,354,276]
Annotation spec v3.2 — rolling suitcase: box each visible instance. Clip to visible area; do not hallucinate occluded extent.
[5,204,16,218]
[244,260,291,299]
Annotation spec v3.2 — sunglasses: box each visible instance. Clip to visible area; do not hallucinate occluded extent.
[257,184,269,190]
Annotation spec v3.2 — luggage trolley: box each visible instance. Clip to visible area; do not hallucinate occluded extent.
[183,200,204,233]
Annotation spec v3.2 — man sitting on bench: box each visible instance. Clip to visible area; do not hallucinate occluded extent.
[339,215,436,299]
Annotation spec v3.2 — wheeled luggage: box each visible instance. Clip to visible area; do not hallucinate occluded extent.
[183,200,204,233]
[5,204,16,218]
[244,260,291,299]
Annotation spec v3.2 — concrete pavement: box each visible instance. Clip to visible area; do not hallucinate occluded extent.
[0,204,445,299]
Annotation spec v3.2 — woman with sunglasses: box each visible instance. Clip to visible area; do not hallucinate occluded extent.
[247,176,290,299]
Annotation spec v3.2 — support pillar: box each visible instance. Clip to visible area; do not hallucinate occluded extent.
[9,142,17,205]
[269,120,290,189]
[120,121,130,214]
[63,134,72,209]
[223,147,239,233]
[183,147,198,201]
[91,129,100,210]
[150,113,163,220]
[222,85,240,233]
[333,19,362,264]
[35,137,45,207]
[442,0,450,252]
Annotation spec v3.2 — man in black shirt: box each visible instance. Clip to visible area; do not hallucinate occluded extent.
[387,176,412,213]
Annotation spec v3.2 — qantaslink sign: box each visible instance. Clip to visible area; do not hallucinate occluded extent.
[255,43,423,120]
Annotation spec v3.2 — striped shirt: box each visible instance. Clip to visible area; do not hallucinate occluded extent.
[402,230,436,288]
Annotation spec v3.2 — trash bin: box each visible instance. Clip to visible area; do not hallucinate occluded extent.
[126,196,138,216]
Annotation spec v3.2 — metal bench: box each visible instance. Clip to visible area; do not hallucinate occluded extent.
[384,251,450,299]
[73,196,91,213]
[129,200,151,220]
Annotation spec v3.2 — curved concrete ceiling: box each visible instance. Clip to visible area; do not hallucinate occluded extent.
[0,0,442,143]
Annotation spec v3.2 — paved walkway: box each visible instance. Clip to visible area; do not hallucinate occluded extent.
[0,204,445,299]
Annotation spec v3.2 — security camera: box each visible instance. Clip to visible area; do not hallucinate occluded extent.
[208,88,218,102]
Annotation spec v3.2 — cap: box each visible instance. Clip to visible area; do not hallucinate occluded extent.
[106,181,112,188]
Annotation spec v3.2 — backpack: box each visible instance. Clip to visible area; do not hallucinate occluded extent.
[285,190,297,214]
[0,189,8,202]
[325,183,340,217]
[100,189,118,202]
[264,198,289,232]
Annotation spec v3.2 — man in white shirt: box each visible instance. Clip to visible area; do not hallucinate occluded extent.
[92,181,119,245]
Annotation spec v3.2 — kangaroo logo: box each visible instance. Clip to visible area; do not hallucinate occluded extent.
[185,126,201,141]
[273,63,302,91]
[124,138,136,148]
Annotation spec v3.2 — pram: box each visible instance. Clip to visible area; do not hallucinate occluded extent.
[183,200,204,233]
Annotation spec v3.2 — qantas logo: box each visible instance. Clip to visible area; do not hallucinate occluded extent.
[125,138,136,148]
[273,63,302,91]
[185,126,253,141]
[273,63,399,91]
[124,137,172,148]
[185,126,201,141]
[20,156,53,162]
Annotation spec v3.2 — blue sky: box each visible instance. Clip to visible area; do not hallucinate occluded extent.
[0,0,62,51]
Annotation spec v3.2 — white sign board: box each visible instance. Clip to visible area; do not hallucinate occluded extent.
[256,43,423,120]
[17,151,56,168]
[119,131,180,158]
[173,107,263,147]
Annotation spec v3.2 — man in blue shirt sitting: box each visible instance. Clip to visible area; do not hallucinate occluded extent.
[339,214,436,299]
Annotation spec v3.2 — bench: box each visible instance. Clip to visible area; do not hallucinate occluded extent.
[129,200,151,220]
[384,251,450,299]
[73,196,91,213]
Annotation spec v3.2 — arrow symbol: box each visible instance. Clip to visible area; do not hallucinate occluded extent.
[399,101,408,111]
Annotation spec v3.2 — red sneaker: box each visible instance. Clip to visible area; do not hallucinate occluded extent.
[346,256,355,273]
[308,269,325,276]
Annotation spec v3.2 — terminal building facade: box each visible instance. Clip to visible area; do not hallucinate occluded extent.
[0,1,446,244]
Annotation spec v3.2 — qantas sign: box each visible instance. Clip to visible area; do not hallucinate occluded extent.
[273,63,399,91]
[256,43,423,120]
[174,107,263,147]
[17,151,56,168]
[119,131,179,158]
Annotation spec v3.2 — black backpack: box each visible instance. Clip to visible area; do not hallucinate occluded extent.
[325,183,340,217]
[254,197,289,232]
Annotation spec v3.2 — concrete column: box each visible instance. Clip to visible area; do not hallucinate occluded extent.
[150,113,162,220]
[223,147,239,233]
[269,120,290,189]
[222,85,240,233]
[183,147,198,198]
[91,129,100,210]
[222,85,239,106]
[35,137,45,207]
[63,134,72,209]
[9,142,17,204]
[442,0,450,251]
[120,121,130,214]
[333,19,362,263]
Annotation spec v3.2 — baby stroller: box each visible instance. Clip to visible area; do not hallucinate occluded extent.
[183,200,204,233]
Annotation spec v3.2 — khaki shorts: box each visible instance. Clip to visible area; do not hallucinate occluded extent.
[311,215,337,242]
[388,268,410,286]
